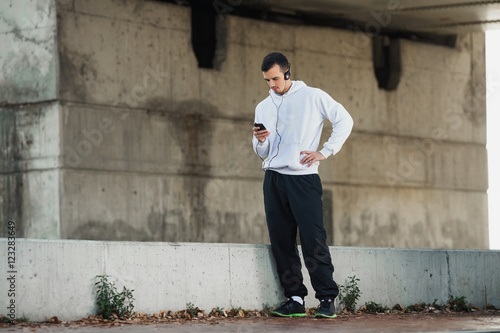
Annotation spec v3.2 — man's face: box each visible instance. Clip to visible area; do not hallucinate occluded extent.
[263,64,287,95]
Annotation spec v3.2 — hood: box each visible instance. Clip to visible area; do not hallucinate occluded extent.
[269,80,307,101]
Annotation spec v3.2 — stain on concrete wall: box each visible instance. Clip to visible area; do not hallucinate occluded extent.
[1,109,24,237]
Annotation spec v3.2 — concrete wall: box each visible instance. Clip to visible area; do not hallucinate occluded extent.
[0,239,499,322]
[0,0,489,249]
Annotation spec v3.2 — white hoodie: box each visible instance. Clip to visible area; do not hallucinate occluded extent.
[253,80,353,175]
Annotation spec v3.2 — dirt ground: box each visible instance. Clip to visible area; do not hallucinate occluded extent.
[1,310,500,333]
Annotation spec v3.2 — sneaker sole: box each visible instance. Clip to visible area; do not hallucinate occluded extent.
[271,311,307,317]
[315,313,337,319]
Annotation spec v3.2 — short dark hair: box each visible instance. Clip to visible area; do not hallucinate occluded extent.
[261,52,289,73]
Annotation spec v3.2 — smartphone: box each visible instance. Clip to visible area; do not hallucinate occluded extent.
[254,123,266,131]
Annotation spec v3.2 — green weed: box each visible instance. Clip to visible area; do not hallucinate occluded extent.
[186,302,202,317]
[338,275,362,312]
[364,301,386,313]
[261,303,275,316]
[94,275,135,320]
[486,303,498,310]
[448,295,469,312]
[208,306,225,317]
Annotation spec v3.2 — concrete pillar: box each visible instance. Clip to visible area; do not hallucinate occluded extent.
[0,1,61,238]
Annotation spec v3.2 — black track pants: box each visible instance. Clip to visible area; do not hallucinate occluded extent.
[263,170,339,300]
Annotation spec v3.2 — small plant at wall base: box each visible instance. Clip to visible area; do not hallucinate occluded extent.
[486,304,497,310]
[208,307,225,317]
[338,275,362,312]
[448,295,470,312]
[363,301,387,313]
[227,307,248,317]
[94,275,135,320]
[430,299,445,311]
[260,303,276,317]
[186,303,203,318]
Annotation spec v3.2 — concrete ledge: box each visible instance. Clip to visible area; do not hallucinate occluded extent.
[0,239,499,321]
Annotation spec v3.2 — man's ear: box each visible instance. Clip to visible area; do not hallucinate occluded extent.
[284,64,291,80]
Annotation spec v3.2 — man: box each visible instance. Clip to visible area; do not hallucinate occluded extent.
[252,52,353,318]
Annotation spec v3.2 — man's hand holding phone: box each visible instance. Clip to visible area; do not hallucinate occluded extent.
[253,123,270,143]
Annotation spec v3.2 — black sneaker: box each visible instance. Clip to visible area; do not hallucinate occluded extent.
[315,298,337,318]
[271,299,306,317]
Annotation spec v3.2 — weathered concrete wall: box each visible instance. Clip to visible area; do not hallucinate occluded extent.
[0,0,489,249]
[0,1,61,239]
[0,239,499,322]
[0,102,61,239]
[306,28,488,248]
[0,0,58,103]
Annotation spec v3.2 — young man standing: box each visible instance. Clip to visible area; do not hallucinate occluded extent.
[252,52,353,318]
